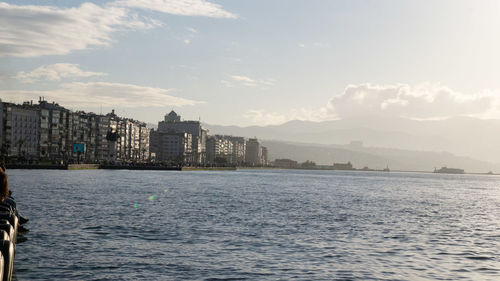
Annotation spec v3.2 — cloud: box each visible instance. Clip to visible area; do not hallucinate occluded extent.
[225,75,276,87]
[15,63,106,83]
[0,2,156,58]
[186,27,198,33]
[290,107,333,122]
[243,107,334,126]
[242,82,500,126]
[0,0,235,58]
[0,82,202,108]
[328,83,498,119]
[243,110,288,126]
[231,75,255,84]
[115,0,237,18]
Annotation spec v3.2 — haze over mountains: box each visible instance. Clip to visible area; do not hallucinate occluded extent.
[205,116,500,173]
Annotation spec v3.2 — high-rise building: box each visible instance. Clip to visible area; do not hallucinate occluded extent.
[70,111,92,162]
[245,138,262,166]
[105,110,149,163]
[150,130,192,163]
[3,102,39,158]
[154,111,207,164]
[0,100,151,164]
[38,99,72,161]
[261,146,268,166]
[228,136,246,165]
[206,135,231,164]
[206,135,247,165]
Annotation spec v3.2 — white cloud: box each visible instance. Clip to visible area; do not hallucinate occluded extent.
[290,107,333,122]
[225,75,276,87]
[328,83,498,119]
[15,63,106,83]
[184,39,191,45]
[231,75,255,83]
[242,83,500,126]
[0,0,235,58]
[243,107,334,126]
[0,82,202,108]
[115,0,237,18]
[0,2,158,57]
[186,27,198,33]
[243,110,288,126]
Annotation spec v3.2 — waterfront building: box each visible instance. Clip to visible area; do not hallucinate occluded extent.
[434,167,464,174]
[38,99,73,162]
[245,138,262,166]
[139,123,150,162]
[150,130,192,163]
[2,101,40,159]
[274,159,298,168]
[0,99,151,164]
[155,111,207,164]
[261,146,268,166]
[206,135,253,166]
[95,115,110,162]
[121,118,138,161]
[332,162,354,170]
[0,101,274,167]
[70,111,92,162]
[70,111,103,162]
[123,118,148,162]
[300,160,316,169]
[105,110,149,163]
[227,136,246,165]
[206,135,232,164]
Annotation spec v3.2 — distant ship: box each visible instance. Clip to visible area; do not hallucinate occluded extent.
[434,167,464,174]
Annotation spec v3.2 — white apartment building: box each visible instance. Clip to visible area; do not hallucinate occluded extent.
[4,103,40,158]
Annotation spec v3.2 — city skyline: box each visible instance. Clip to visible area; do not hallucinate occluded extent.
[0,98,269,167]
[2,0,500,126]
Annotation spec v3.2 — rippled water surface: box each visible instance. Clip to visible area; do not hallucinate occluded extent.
[7,169,500,280]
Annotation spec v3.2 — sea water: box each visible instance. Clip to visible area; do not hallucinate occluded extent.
[8,169,500,280]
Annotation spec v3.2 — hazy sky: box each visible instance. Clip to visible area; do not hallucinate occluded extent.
[2,0,500,126]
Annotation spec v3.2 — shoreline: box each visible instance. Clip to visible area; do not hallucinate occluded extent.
[4,164,497,175]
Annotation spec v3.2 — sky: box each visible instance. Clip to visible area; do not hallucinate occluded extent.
[2,0,500,126]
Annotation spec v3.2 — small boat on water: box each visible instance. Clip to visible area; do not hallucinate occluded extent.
[434,167,465,174]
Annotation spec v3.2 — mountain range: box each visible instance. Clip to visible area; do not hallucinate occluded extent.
[205,116,500,173]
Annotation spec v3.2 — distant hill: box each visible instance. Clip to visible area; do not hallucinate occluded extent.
[205,116,500,163]
[261,140,500,173]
